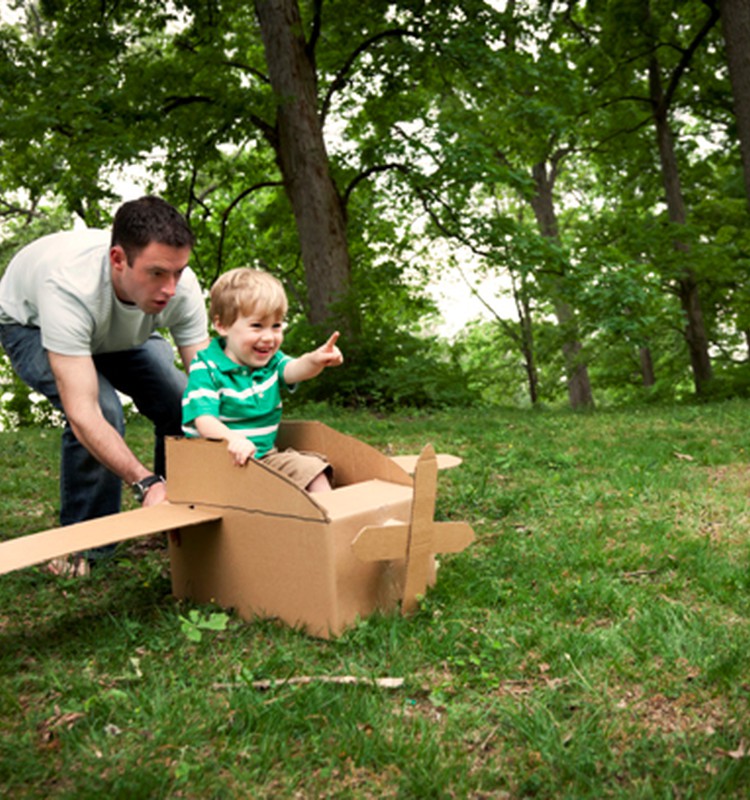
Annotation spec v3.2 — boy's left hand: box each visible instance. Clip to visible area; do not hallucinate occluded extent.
[313,331,344,368]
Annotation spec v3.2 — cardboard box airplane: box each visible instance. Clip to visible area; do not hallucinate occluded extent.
[0,421,475,638]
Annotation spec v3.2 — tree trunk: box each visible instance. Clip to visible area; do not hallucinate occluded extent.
[529,162,595,409]
[649,54,713,394]
[720,0,750,210]
[254,0,351,326]
[553,297,595,409]
[639,345,656,387]
[677,270,714,391]
[511,270,539,404]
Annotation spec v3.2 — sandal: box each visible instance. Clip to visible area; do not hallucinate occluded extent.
[44,555,90,578]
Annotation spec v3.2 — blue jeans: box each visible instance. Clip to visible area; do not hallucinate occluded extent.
[0,325,187,559]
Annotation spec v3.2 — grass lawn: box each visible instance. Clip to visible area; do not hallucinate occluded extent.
[1,400,750,798]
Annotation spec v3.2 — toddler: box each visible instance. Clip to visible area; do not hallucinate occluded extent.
[182,267,343,492]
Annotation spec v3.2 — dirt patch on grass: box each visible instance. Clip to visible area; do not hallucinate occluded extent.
[664,464,750,544]
[613,685,730,737]
[705,463,750,493]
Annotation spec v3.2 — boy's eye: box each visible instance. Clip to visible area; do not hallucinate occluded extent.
[248,320,283,331]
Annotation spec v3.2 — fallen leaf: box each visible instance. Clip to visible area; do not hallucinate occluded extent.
[715,740,749,759]
[38,710,85,744]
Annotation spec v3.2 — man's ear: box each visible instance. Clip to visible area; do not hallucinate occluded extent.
[110,245,128,272]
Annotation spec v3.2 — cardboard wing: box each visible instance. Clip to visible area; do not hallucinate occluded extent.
[390,452,463,473]
[0,503,222,575]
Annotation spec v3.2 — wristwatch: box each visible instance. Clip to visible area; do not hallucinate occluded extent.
[132,474,165,502]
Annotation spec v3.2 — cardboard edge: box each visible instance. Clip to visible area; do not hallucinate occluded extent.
[277,420,413,487]
[166,437,330,523]
[390,453,463,473]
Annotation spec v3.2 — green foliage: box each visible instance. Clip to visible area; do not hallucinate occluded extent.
[453,319,550,407]
[286,316,478,410]
[330,332,477,410]
[179,608,230,643]
[0,199,73,273]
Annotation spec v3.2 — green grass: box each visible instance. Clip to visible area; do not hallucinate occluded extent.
[2,401,750,798]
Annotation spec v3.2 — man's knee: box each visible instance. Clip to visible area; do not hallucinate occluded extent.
[0,325,60,403]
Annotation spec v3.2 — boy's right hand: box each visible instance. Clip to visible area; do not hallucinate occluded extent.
[314,331,344,368]
[227,436,256,466]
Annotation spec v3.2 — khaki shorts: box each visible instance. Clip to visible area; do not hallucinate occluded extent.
[260,448,332,490]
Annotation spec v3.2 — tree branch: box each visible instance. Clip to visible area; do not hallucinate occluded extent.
[174,37,270,85]
[662,2,720,110]
[455,259,521,343]
[0,198,43,221]
[215,180,283,283]
[342,162,406,208]
[320,27,417,124]
[308,0,323,59]
[162,95,214,113]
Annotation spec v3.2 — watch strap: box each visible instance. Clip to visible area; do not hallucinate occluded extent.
[132,474,165,500]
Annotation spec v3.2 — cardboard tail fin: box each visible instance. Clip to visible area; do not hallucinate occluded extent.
[351,444,475,614]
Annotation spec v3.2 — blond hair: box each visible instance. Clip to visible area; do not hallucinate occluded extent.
[210,268,288,328]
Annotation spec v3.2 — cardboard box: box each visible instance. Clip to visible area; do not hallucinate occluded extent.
[0,421,474,638]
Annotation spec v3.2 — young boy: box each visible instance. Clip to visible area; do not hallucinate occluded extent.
[182,268,343,492]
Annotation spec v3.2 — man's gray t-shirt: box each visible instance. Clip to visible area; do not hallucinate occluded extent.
[0,228,208,356]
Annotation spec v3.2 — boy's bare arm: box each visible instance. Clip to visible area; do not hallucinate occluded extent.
[283,331,343,385]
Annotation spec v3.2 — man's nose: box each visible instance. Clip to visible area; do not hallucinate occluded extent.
[162,274,179,296]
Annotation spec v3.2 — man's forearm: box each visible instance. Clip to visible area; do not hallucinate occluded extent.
[68,413,154,485]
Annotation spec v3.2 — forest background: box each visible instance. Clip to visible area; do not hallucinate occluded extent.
[1,0,750,421]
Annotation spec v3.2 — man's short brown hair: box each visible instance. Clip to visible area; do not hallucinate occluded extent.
[111,196,194,265]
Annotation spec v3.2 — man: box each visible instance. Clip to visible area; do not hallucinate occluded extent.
[0,196,209,574]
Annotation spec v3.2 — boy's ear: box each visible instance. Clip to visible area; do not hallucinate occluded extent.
[213,316,227,336]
